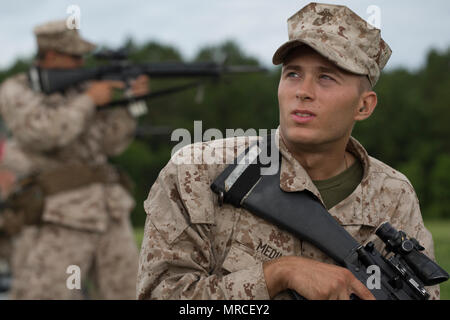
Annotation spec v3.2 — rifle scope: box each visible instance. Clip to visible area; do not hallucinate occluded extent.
[376,222,449,286]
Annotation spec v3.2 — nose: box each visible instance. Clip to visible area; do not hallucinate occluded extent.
[296,75,315,102]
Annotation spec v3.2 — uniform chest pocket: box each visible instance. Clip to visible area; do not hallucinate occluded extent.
[341,223,378,245]
[329,197,381,245]
[222,242,258,273]
[226,209,299,267]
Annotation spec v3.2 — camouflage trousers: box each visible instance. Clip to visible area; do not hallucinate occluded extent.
[9,217,139,300]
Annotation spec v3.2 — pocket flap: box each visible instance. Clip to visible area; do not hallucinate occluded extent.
[222,243,258,273]
[329,194,378,228]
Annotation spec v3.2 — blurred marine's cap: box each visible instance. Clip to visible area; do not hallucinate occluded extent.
[272,2,392,86]
[34,20,96,56]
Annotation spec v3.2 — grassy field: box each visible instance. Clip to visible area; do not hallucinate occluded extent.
[424,220,450,300]
[134,220,450,300]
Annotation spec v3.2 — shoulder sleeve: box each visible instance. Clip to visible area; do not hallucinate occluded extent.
[0,76,96,151]
[96,108,137,157]
[0,139,34,176]
[136,144,271,300]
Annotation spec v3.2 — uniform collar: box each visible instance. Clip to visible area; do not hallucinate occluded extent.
[276,127,371,201]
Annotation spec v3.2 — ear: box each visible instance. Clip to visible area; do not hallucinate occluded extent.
[354,91,377,121]
[45,50,58,60]
[38,50,57,67]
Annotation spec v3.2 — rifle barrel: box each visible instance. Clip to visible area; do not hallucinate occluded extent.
[34,62,267,94]
[223,65,268,74]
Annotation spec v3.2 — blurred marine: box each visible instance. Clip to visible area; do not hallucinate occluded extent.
[0,20,148,299]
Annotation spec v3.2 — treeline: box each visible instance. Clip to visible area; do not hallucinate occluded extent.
[0,39,449,226]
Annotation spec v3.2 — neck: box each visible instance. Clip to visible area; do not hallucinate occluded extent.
[281,135,355,181]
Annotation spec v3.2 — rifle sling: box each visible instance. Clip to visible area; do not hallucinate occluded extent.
[35,163,127,196]
[1,163,132,236]
[210,135,433,300]
[210,135,361,266]
[99,81,205,109]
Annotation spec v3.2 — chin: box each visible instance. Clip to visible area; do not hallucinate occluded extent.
[281,125,318,145]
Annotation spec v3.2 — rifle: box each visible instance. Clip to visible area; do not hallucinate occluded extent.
[210,136,449,300]
[27,48,267,112]
[134,124,172,140]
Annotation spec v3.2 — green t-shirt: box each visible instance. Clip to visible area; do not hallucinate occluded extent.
[312,158,364,210]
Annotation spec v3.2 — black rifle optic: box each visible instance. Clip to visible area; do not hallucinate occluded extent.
[210,136,449,300]
[27,48,267,107]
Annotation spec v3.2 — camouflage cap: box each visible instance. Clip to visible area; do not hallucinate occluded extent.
[272,2,392,87]
[34,20,96,56]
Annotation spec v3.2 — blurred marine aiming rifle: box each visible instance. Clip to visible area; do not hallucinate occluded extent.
[27,47,267,118]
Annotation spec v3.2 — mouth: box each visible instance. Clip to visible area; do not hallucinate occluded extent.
[291,109,316,123]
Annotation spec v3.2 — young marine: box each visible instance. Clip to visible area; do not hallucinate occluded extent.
[137,3,440,300]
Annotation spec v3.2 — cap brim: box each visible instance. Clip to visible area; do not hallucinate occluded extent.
[272,40,305,65]
[272,38,367,77]
[72,38,96,56]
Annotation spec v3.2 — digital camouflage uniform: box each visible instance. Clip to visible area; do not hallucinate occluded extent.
[0,139,34,268]
[0,140,17,287]
[0,20,139,299]
[137,3,441,300]
[137,133,440,300]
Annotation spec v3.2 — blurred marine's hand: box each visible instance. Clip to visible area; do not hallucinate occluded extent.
[86,80,125,107]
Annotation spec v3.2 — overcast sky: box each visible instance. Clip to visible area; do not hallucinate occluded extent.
[1,0,449,70]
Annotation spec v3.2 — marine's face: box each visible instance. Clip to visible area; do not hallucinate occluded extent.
[278,46,364,151]
[39,50,84,69]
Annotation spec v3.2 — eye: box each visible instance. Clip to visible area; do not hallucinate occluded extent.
[286,72,300,78]
[319,74,335,81]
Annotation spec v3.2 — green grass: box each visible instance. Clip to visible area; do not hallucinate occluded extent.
[424,220,450,300]
[133,220,450,299]
[134,227,144,250]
